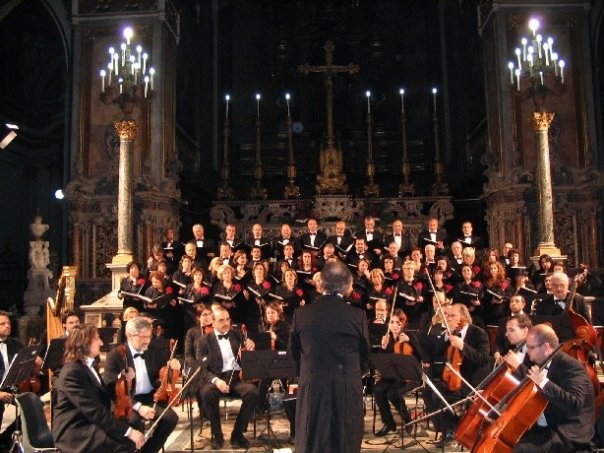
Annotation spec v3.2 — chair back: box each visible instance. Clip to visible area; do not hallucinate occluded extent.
[15,392,55,452]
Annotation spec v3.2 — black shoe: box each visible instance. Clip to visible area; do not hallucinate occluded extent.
[375,425,397,437]
[434,431,455,448]
[230,433,250,449]
[210,435,224,449]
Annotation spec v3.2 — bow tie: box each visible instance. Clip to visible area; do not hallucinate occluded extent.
[218,334,229,340]
[0,341,6,345]
[394,234,401,237]
[366,231,373,234]
[133,352,145,359]
[555,299,565,305]
[310,234,316,237]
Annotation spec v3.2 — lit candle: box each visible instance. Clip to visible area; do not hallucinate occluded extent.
[123,27,133,45]
[121,43,126,67]
[432,88,437,113]
[142,53,148,74]
[547,37,554,61]
[521,37,527,61]
[225,94,230,118]
[528,53,533,69]
[136,45,142,65]
[144,76,149,98]
[539,71,544,85]
[528,18,539,37]
[552,52,558,76]
[108,47,115,68]
[130,55,136,75]
[399,88,405,114]
[285,93,291,116]
[365,91,371,115]
[149,68,155,90]
[113,53,119,76]
[256,93,261,117]
[515,69,521,91]
[119,77,123,94]
[543,43,550,66]
[515,48,522,69]
[107,63,112,85]
[508,62,514,85]
[536,34,542,59]
[559,60,565,84]
[100,69,106,92]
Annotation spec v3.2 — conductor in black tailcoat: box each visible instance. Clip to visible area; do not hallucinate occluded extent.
[290,261,370,453]
[52,325,146,453]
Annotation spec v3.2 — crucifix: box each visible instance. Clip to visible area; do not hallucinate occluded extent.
[298,40,360,194]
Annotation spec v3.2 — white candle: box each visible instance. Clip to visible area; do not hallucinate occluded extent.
[225,94,230,118]
[119,77,123,94]
[515,48,522,69]
[559,60,565,84]
[285,93,291,116]
[521,38,527,61]
[552,53,558,76]
[121,43,126,67]
[432,88,437,113]
[547,37,554,62]
[100,69,106,92]
[130,55,136,75]
[543,43,550,66]
[136,45,142,65]
[515,69,521,91]
[365,91,371,115]
[123,27,133,45]
[144,76,149,98]
[142,53,148,74]
[399,88,405,114]
[256,93,261,117]
[107,63,112,85]
[113,53,119,76]
[536,34,542,58]
[108,47,115,68]
[528,18,539,37]
[149,68,155,90]
[508,62,514,85]
[539,71,544,85]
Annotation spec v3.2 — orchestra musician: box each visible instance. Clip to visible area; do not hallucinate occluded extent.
[493,313,532,368]
[422,303,491,447]
[198,306,259,450]
[104,317,179,453]
[374,309,422,436]
[513,324,595,453]
[52,325,147,453]
[369,299,390,345]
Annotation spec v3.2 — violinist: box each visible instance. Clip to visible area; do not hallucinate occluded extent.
[199,306,259,450]
[513,324,594,453]
[493,313,532,368]
[369,299,390,346]
[536,271,591,341]
[184,305,214,371]
[104,317,179,453]
[374,309,422,436]
[422,303,490,448]
[52,325,146,453]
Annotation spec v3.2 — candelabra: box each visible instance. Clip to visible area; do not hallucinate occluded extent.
[283,93,301,199]
[217,94,235,200]
[507,17,566,259]
[398,89,415,196]
[431,88,449,196]
[250,94,268,200]
[98,26,156,118]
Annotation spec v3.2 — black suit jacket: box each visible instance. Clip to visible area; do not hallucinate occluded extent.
[383,232,413,257]
[418,229,448,250]
[535,293,591,341]
[299,231,328,251]
[52,361,131,453]
[198,329,244,383]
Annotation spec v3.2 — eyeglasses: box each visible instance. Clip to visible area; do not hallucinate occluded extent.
[526,343,544,351]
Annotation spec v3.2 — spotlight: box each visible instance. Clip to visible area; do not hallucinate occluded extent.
[54,189,64,200]
[0,124,19,149]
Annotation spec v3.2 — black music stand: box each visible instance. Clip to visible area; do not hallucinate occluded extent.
[241,351,297,451]
[41,338,66,372]
[369,353,422,451]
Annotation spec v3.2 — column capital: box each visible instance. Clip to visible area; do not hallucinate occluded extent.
[113,120,138,141]
[532,111,555,132]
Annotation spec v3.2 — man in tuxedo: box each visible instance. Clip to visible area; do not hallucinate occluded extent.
[273,223,299,259]
[346,236,378,270]
[535,272,591,341]
[191,224,216,263]
[500,242,514,267]
[104,317,179,453]
[356,215,383,256]
[383,219,412,258]
[218,241,233,266]
[493,313,531,367]
[221,223,242,250]
[456,221,483,251]
[290,261,370,453]
[53,325,146,453]
[422,303,491,447]
[514,324,594,452]
[198,306,259,449]
[161,228,182,273]
[418,216,447,252]
[245,223,272,260]
[299,218,327,253]
[327,220,354,258]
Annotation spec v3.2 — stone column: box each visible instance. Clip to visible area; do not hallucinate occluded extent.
[113,120,138,264]
[532,111,562,258]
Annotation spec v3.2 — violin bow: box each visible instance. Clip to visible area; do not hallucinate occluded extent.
[425,270,453,336]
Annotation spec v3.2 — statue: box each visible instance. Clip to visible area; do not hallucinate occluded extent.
[23,214,53,316]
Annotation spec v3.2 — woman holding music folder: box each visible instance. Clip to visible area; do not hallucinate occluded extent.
[275,268,307,322]
[213,264,244,323]
[374,309,422,437]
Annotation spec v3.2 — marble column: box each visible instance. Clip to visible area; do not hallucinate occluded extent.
[532,111,562,258]
[113,120,138,264]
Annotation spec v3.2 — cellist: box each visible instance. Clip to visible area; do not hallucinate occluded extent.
[422,303,491,448]
[511,324,594,453]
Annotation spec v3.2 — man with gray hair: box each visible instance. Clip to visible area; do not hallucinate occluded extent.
[104,316,180,453]
[289,261,370,453]
[535,271,591,341]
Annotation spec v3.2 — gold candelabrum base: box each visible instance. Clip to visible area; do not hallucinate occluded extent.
[250,183,268,200]
[317,174,348,195]
[399,182,416,197]
[431,179,449,196]
[364,180,380,198]
[216,183,235,200]
[284,182,301,199]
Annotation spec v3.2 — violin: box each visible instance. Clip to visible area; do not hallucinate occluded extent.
[154,339,181,406]
[18,338,41,394]
[393,335,414,356]
[113,344,134,420]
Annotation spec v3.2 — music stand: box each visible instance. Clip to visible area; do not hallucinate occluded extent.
[41,338,66,372]
[369,353,422,450]
[241,351,297,451]
[248,332,271,351]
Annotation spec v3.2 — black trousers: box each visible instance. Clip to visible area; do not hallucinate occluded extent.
[200,372,259,440]
[129,393,178,453]
[423,380,464,434]
[374,379,420,428]
[514,425,592,453]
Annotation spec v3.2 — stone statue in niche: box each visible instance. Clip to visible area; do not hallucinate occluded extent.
[23,214,53,316]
